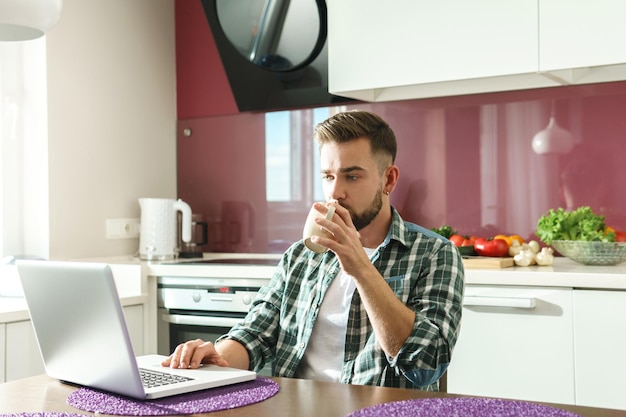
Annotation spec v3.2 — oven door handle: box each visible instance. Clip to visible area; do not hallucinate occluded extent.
[162,313,243,327]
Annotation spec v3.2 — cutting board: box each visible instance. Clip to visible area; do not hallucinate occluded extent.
[462,256,514,268]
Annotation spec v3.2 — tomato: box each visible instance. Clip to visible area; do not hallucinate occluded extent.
[615,231,626,242]
[474,237,509,257]
[449,234,476,247]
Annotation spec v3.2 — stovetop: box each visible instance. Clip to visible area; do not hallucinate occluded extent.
[165,258,280,267]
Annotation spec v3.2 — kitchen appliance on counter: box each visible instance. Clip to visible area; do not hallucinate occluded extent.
[178,213,208,258]
[139,198,192,261]
[156,257,278,376]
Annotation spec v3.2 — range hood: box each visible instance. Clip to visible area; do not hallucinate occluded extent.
[200,0,352,112]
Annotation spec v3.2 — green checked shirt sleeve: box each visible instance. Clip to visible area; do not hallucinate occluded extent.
[220,207,465,391]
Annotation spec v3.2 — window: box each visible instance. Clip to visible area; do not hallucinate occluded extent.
[265,105,344,204]
[0,39,49,258]
[264,106,346,249]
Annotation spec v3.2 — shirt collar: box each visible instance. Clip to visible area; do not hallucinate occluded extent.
[380,207,411,250]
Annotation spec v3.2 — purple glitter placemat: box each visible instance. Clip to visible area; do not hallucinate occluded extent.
[347,397,583,417]
[0,414,87,417]
[66,377,279,416]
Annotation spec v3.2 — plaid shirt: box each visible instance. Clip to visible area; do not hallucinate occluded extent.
[221,208,464,391]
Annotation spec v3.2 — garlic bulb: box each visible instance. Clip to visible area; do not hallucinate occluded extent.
[535,247,554,266]
[527,240,540,254]
[514,247,536,267]
[508,240,522,257]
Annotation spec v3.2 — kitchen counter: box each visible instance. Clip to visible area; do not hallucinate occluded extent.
[3,373,626,417]
[71,252,626,285]
[464,257,626,289]
[1,262,151,383]
[0,294,148,324]
[0,296,30,323]
[2,255,625,325]
[146,254,626,289]
[0,262,146,324]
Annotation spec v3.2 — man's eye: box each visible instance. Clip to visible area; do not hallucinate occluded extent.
[347,175,358,181]
[322,175,333,181]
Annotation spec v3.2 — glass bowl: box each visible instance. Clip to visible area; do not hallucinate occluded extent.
[550,240,626,265]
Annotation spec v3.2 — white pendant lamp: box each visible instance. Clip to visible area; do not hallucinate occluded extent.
[531,101,574,155]
[0,0,62,41]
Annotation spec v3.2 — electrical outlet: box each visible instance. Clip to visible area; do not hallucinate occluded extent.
[106,218,140,239]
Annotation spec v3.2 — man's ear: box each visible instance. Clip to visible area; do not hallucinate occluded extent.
[384,165,400,193]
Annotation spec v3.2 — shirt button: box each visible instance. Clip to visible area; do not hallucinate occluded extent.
[300,342,305,349]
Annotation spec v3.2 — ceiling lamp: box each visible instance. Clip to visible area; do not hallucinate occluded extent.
[0,0,62,41]
[531,101,575,155]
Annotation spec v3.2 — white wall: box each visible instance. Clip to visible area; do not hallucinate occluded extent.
[46,0,176,259]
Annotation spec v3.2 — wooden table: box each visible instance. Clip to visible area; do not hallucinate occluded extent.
[1,374,626,417]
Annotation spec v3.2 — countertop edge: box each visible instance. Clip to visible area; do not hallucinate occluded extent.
[0,293,149,325]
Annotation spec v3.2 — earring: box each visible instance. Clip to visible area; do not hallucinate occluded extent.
[384,190,390,195]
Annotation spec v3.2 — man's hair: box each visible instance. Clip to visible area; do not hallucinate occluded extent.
[314,110,397,171]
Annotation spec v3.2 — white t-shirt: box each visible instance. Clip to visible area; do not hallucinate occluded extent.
[295,248,375,382]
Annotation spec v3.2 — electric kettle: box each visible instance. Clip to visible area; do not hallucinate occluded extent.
[138,198,192,260]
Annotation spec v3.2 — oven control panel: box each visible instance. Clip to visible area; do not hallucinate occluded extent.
[159,287,260,313]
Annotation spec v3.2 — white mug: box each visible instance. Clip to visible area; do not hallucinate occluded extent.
[303,202,336,253]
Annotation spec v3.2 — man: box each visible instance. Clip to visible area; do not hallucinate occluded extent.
[163,110,464,391]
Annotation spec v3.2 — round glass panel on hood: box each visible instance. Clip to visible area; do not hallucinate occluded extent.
[216,0,326,72]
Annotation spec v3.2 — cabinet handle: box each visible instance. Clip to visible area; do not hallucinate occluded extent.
[161,313,243,327]
[463,295,536,309]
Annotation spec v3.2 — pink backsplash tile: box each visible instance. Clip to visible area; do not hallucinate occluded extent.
[177,82,626,253]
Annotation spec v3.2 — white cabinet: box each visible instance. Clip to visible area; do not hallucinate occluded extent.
[540,0,626,72]
[328,0,626,101]
[123,303,144,356]
[327,0,545,101]
[1,304,144,382]
[573,290,626,410]
[447,285,576,405]
[0,324,5,383]
[5,320,45,382]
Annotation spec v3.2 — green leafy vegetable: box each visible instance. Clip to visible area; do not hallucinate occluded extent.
[536,206,611,245]
[431,225,457,239]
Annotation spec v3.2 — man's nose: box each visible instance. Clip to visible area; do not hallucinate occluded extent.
[327,179,345,202]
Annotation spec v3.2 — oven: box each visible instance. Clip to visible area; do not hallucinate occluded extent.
[156,258,278,376]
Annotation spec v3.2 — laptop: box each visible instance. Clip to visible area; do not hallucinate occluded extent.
[16,259,256,400]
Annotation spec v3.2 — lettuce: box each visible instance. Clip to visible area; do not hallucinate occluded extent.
[536,206,611,245]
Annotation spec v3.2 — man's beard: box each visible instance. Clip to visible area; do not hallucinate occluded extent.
[342,188,384,231]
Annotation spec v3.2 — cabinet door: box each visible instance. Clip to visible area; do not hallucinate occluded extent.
[447,286,575,405]
[328,0,538,98]
[123,304,144,356]
[573,290,626,410]
[0,323,5,383]
[540,0,626,71]
[5,321,44,382]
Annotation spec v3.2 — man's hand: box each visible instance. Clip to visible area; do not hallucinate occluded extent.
[312,202,371,276]
[161,339,230,369]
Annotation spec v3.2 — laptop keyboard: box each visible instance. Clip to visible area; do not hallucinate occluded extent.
[139,368,194,388]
